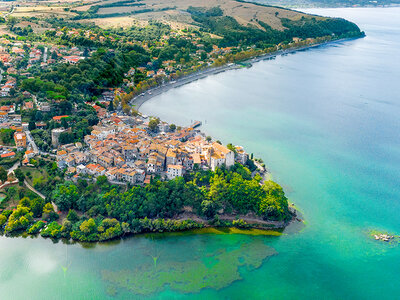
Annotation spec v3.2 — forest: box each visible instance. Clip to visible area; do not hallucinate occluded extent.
[187,6,363,47]
[0,164,292,242]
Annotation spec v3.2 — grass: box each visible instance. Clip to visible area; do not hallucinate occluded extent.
[20,166,48,187]
[0,185,38,210]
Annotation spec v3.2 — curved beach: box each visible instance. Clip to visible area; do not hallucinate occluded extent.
[130,37,360,110]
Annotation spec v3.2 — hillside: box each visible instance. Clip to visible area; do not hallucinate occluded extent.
[249,0,400,8]
[3,0,363,34]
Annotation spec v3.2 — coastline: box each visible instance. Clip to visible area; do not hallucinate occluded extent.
[0,214,298,244]
[130,36,363,111]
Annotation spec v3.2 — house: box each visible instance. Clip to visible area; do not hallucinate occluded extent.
[105,167,119,181]
[76,164,87,174]
[166,148,177,165]
[14,132,27,149]
[208,142,235,171]
[235,146,248,164]
[167,164,183,180]
[56,149,68,168]
[25,149,35,159]
[1,152,15,159]
[53,115,69,122]
[23,101,34,110]
[63,55,85,64]
[39,103,51,112]
[86,163,106,177]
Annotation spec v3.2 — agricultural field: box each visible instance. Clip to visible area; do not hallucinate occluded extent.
[2,0,324,31]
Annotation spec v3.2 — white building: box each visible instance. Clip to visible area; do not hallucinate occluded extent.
[235,146,248,164]
[208,142,235,171]
[167,164,183,180]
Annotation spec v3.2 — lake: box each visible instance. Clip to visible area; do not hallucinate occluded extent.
[1,7,400,299]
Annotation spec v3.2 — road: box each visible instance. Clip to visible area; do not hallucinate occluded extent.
[130,63,241,109]
[4,5,14,17]
[25,130,39,154]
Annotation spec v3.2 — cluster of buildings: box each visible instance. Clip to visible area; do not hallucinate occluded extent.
[56,112,248,185]
[0,37,89,98]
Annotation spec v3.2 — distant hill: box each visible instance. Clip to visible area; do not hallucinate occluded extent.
[249,0,400,7]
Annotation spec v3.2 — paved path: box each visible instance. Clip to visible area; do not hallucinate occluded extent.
[24,179,46,199]
[24,179,59,212]
[7,161,19,175]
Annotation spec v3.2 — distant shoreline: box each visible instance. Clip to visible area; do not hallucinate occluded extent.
[130,36,363,111]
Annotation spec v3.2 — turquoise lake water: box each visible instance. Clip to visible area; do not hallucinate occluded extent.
[1,7,399,299]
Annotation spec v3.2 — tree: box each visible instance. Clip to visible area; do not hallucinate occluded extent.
[35,110,43,121]
[19,197,31,208]
[42,203,54,219]
[14,168,25,185]
[201,200,216,219]
[59,132,74,144]
[4,206,33,233]
[67,209,79,222]
[227,143,236,154]
[0,128,15,145]
[53,182,79,211]
[28,121,36,131]
[79,218,97,235]
[31,198,45,218]
[0,166,7,183]
[148,118,160,132]
[96,175,108,186]
[206,136,212,142]
[169,124,176,132]
[61,117,69,129]
[108,100,114,111]
[83,48,89,57]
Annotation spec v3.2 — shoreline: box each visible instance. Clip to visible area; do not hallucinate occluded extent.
[130,36,362,111]
[0,213,299,245]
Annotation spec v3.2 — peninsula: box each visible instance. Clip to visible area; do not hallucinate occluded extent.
[0,0,363,242]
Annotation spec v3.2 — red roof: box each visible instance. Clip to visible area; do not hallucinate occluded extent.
[53,115,69,121]
[1,152,15,158]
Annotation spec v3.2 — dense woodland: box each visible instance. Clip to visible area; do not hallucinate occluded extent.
[187,6,363,48]
[0,163,291,242]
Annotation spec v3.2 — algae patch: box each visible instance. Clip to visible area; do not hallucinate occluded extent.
[101,240,277,295]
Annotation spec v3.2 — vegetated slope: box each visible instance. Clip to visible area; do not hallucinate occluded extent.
[73,0,351,29]
[185,5,362,47]
[73,0,363,47]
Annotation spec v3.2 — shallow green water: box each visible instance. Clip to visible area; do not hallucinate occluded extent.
[1,7,400,299]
